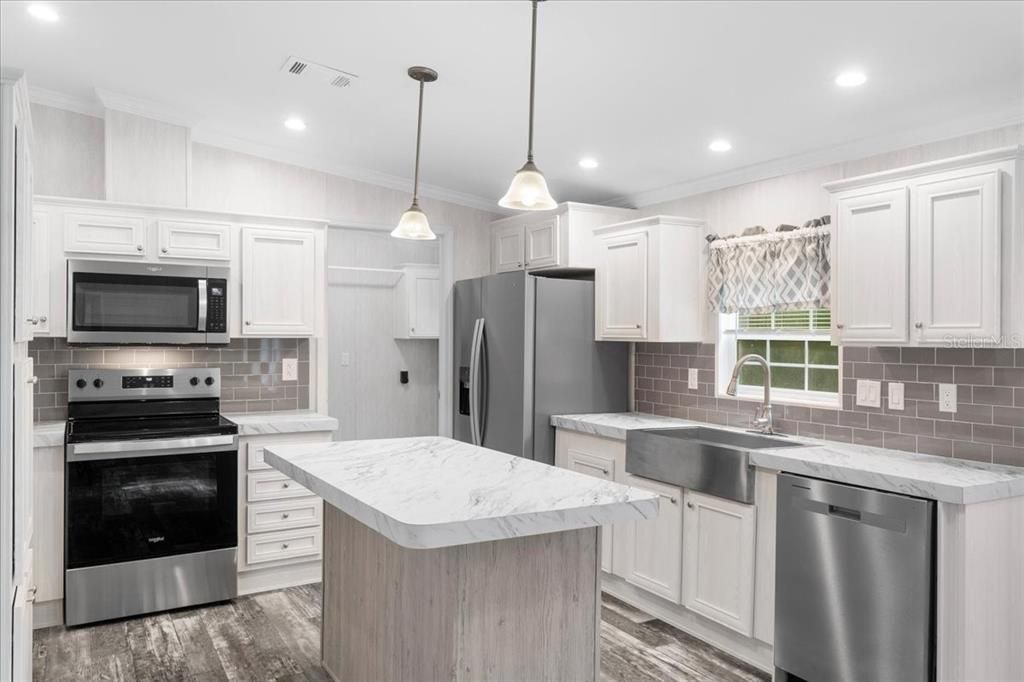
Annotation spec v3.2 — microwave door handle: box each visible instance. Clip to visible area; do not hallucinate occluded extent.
[197,279,208,332]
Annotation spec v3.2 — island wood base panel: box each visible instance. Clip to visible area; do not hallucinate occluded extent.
[321,504,601,682]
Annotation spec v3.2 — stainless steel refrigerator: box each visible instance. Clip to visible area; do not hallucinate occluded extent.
[454,270,628,464]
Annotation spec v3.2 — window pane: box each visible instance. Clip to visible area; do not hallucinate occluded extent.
[812,309,832,330]
[809,368,839,393]
[771,366,805,390]
[737,312,772,330]
[770,340,805,364]
[738,364,767,387]
[808,341,839,365]
[737,339,767,358]
[774,310,810,330]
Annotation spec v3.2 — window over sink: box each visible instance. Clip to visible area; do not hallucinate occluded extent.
[718,309,841,408]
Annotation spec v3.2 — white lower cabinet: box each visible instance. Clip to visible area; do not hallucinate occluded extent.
[682,489,757,636]
[614,472,684,603]
[566,448,616,573]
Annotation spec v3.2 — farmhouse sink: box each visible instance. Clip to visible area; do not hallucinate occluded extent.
[625,426,804,503]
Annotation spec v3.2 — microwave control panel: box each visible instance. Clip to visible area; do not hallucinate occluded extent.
[206,278,227,333]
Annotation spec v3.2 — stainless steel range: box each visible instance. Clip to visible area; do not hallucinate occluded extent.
[64,367,238,626]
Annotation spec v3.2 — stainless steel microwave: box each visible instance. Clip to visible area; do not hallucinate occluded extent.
[67,260,229,345]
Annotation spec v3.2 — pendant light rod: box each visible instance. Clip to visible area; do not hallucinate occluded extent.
[407,66,437,206]
[527,0,539,162]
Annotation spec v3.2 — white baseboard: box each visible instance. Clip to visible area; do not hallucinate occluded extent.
[601,573,774,674]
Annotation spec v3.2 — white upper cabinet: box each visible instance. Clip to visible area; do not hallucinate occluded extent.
[241,226,319,336]
[489,202,635,274]
[913,170,1000,343]
[827,147,1021,347]
[13,120,34,343]
[833,188,910,344]
[157,218,231,261]
[64,209,147,256]
[682,490,757,637]
[594,215,705,342]
[394,264,440,339]
[29,210,50,335]
[614,472,683,603]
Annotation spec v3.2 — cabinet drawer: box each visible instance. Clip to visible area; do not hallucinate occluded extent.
[246,527,322,566]
[246,443,273,471]
[64,211,148,256]
[246,470,312,502]
[247,498,323,534]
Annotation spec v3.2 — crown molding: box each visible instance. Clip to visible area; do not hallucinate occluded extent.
[94,88,199,128]
[190,127,501,214]
[29,86,104,117]
[603,102,1024,209]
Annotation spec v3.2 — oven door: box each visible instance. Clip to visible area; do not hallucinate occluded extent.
[65,435,238,570]
[67,260,211,344]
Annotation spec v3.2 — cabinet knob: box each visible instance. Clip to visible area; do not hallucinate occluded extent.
[281,543,289,550]
[836,323,844,330]
[245,321,251,326]
[161,247,168,254]
[411,327,415,333]
[635,324,641,329]
[686,502,695,510]
[601,468,609,475]
[525,261,530,267]
[27,376,38,385]
[136,244,144,252]
[915,322,923,329]
[26,316,38,325]
[282,482,290,488]
[282,513,290,519]
[517,262,522,268]
[39,315,47,323]
[659,494,678,505]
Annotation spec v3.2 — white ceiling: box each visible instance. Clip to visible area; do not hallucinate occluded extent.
[2,1,1022,210]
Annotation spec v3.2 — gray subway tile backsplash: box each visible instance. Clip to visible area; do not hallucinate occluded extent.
[29,337,310,422]
[635,343,1024,468]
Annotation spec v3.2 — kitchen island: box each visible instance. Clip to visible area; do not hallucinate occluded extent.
[264,436,658,682]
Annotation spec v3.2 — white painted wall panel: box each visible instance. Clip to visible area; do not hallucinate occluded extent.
[105,110,189,207]
[29,104,104,199]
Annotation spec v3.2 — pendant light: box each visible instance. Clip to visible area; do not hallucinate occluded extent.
[499,0,557,211]
[392,66,439,240]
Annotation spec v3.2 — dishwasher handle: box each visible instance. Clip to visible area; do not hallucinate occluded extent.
[792,495,906,533]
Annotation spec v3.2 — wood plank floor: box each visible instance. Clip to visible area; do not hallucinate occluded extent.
[33,585,769,682]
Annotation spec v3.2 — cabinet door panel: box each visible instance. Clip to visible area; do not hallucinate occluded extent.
[617,473,682,602]
[835,189,909,343]
[410,273,440,338]
[158,219,231,260]
[64,211,147,256]
[492,224,524,273]
[566,448,615,573]
[30,210,50,334]
[525,218,559,269]
[241,227,316,335]
[914,171,1000,343]
[597,231,647,339]
[682,490,756,636]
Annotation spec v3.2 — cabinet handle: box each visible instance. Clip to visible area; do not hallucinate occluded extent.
[161,247,168,254]
[915,322,923,329]
[659,494,678,505]
[282,513,290,519]
[136,244,144,252]
[687,502,695,510]
[26,586,37,603]
[26,316,39,325]
[27,376,38,385]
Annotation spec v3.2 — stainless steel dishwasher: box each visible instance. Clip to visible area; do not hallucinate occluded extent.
[775,474,935,682]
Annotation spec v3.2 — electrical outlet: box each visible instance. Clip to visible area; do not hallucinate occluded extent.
[888,382,905,411]
[688,368,699,390]
[856,379,881,408]
[340,352,351,367]
[282,358,298,382]
[939,384,958,413]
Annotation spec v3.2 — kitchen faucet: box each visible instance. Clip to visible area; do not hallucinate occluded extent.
[725,354,774,434]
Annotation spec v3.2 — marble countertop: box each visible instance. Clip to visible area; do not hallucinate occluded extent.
[552,413,1024,505]
[227,411,338,436]
[264,436,659,549]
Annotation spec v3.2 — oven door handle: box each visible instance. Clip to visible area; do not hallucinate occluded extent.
[67,434,238,462]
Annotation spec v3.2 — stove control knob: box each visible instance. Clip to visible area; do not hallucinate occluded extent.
[76,379,87,389]
[205,376,215,386]
[190,377,199,386]
[93,378,104,389]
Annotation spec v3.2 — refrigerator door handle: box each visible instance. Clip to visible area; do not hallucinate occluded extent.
[468,318,484,445]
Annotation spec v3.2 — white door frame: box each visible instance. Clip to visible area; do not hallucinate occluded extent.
[325,222,454,438]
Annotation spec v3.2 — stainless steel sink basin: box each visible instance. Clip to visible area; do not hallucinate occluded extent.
[625,427,804,503]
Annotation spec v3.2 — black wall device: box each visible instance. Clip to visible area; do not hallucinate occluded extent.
[400,370,409,385]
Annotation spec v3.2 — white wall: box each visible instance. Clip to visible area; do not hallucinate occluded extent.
[327,228,440,440]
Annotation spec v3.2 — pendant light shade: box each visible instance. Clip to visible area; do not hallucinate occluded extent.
[500,0,557,211]
[392,66,438,240]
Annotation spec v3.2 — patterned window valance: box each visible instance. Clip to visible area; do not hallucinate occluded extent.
[706,227,831,314]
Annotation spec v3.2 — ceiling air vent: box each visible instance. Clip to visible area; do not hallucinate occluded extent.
[281,56,358,90]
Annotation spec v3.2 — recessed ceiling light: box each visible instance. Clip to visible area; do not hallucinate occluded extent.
[27,4,59,22]
[283,116,307,132]
[835,70,867,88]
[708,139,732,152]
[578,157,599,169]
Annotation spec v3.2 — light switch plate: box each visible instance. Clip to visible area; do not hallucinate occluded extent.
[939,384,958,413]
[888,382,905,411]
[282,358,298,382]
[340,352,351,367]
[856,379,882,408]
[688,368,699,390]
